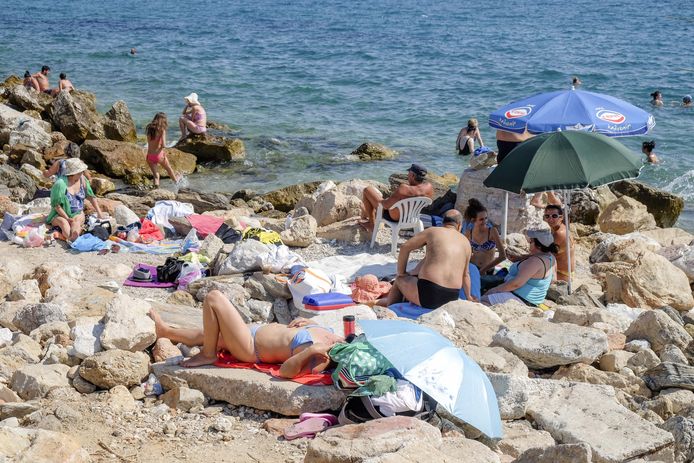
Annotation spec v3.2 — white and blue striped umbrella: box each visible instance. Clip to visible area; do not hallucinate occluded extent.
[359,319,503,439]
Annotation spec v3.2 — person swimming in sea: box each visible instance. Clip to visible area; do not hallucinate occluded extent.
[682,95,692,108]
[642,140,658,164]
[572,76,581,89]
[650,90,664,107]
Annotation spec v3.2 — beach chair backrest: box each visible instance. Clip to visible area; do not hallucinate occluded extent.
[390,196,433,226]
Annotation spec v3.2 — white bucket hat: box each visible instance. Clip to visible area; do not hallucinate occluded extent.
[184,92,200,105]
[63,158,88,176]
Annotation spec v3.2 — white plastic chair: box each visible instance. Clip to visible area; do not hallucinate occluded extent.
[370,196,433,256]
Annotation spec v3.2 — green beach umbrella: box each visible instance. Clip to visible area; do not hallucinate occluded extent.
[483,131,643,193]
[483,131,643,293]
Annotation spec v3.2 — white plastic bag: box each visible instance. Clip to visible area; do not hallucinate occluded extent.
[258,244,304,274]
[181,228,201,254]
[287,267,333,310]
[177,262,203,290]
[23,226,46,248]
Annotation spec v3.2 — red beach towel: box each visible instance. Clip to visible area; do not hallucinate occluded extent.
[214,351,333,386]
[186,214,224,238]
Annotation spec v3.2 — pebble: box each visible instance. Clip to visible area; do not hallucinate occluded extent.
[0,417,19,427]
[164,422,177,436]
[150,404,171,417]
[212,416,233,433]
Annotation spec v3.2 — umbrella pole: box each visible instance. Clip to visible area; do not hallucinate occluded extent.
[563,190,573,295]
[502,192,508,241]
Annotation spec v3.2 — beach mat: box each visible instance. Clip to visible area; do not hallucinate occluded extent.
[388,302,432,320]
[123,263,176,288]
[214,350,333,386]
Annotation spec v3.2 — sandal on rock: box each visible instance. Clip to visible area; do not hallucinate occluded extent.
[283,416,336,440]
[298,413,338,425]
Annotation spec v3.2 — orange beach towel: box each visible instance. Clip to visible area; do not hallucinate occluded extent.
[214,351,334,386]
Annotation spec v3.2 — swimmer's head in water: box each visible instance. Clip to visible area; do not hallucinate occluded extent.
[650,91,662,100]
[642,140,656,153]
[683,95,692,104]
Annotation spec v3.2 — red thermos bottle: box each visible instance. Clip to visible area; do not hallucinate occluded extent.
[343,315,355,337]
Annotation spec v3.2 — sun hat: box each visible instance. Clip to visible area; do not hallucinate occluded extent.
[526,228,555,247]
[184,92,200,105]
[407,163,427,177]
[350,274,392,303]
[63,158,88,176]
[131,267,152,282]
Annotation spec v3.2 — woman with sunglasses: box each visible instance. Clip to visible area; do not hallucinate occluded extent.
[543,204,574,281]
[463,199,507,291]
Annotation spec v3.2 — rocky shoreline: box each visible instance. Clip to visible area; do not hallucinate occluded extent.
[0,76,693,462]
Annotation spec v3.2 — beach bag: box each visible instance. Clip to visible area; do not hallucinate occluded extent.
[302,292,354,311]
[329,336,394,389]
[287,267,332,310]
[338,392,437,425]
[157,257,184,283]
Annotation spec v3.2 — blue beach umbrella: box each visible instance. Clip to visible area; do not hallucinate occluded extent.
[489,89,655,137]
[359,319,503,439]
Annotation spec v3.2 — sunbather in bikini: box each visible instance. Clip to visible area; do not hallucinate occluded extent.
[148,290,343,378]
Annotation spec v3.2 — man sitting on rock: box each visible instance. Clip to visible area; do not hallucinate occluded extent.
[375,209,473,309]
[32,65,52,94]
[543,204,574,281]
[148,291,344,378]
[360,163,433,233]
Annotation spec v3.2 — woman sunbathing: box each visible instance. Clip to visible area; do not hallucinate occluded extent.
[149,290,343,378]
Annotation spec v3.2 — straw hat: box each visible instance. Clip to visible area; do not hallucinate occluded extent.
[350,274,392,303]
[184,92,200,105]
[63,158,88,176]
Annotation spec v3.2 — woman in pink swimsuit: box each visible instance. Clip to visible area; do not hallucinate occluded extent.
[145,112,180,188]
[178,92,207,142]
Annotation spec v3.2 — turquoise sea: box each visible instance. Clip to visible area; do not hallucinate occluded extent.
[2,0,693,228]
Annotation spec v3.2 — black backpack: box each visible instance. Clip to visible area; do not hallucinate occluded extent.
[338,392,437,425]
[156,257,183,283]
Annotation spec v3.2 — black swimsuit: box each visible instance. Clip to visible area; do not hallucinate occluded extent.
[417,278,460,309]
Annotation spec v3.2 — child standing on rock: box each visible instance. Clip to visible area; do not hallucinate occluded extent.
[145,112,180,188]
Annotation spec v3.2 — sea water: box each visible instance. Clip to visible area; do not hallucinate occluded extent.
[2,0,693,229]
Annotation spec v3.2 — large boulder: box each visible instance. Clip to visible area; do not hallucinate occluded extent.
[280,213,317,247]
[9,364,70,399]
[12,303,68,334]
[659,244,694,282]
[8,117,52,151]
[6,84,50,111]
[610,180,685,228]
[311,189,362,227]
[422,300,504,348]
[0,427,91,463]
[316,217,371,243]
[492,317,609,369]
[79,349,150,389]
[569,188,600,225]
[598,196,657,234]
[0,164,36,202]
[625,310,692,354]
[175,133,245,162]
[305,416,440,462]
[593,250,694,310]
[103,100,137,142]
[100,293,156,352]
[47,90,105,143]
[351,142,397,161]
[262,181,322,212]
[81,139,196,184]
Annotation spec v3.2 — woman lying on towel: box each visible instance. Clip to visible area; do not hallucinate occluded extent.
[148,290,344,378]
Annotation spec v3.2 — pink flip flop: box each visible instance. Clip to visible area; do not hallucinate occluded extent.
[298,413,338,425]
[283,415,337,440]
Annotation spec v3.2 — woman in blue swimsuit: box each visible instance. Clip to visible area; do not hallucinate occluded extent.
[463,198,506,275]
[148,290,344,378]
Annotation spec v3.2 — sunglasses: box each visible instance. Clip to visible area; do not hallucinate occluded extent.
[544,213,560,219]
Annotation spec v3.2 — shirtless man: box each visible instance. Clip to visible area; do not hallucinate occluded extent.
[32,65,51,94]
[496,129,532,165]
[376,209,472,309]
[148,291,344,378]
[361,163,433,233]
[543,204,574,281]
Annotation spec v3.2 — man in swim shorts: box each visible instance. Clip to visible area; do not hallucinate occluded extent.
[375,209,473,309]
[495,129,532,164]
[360,163,433,233]
[32,65,52,94]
